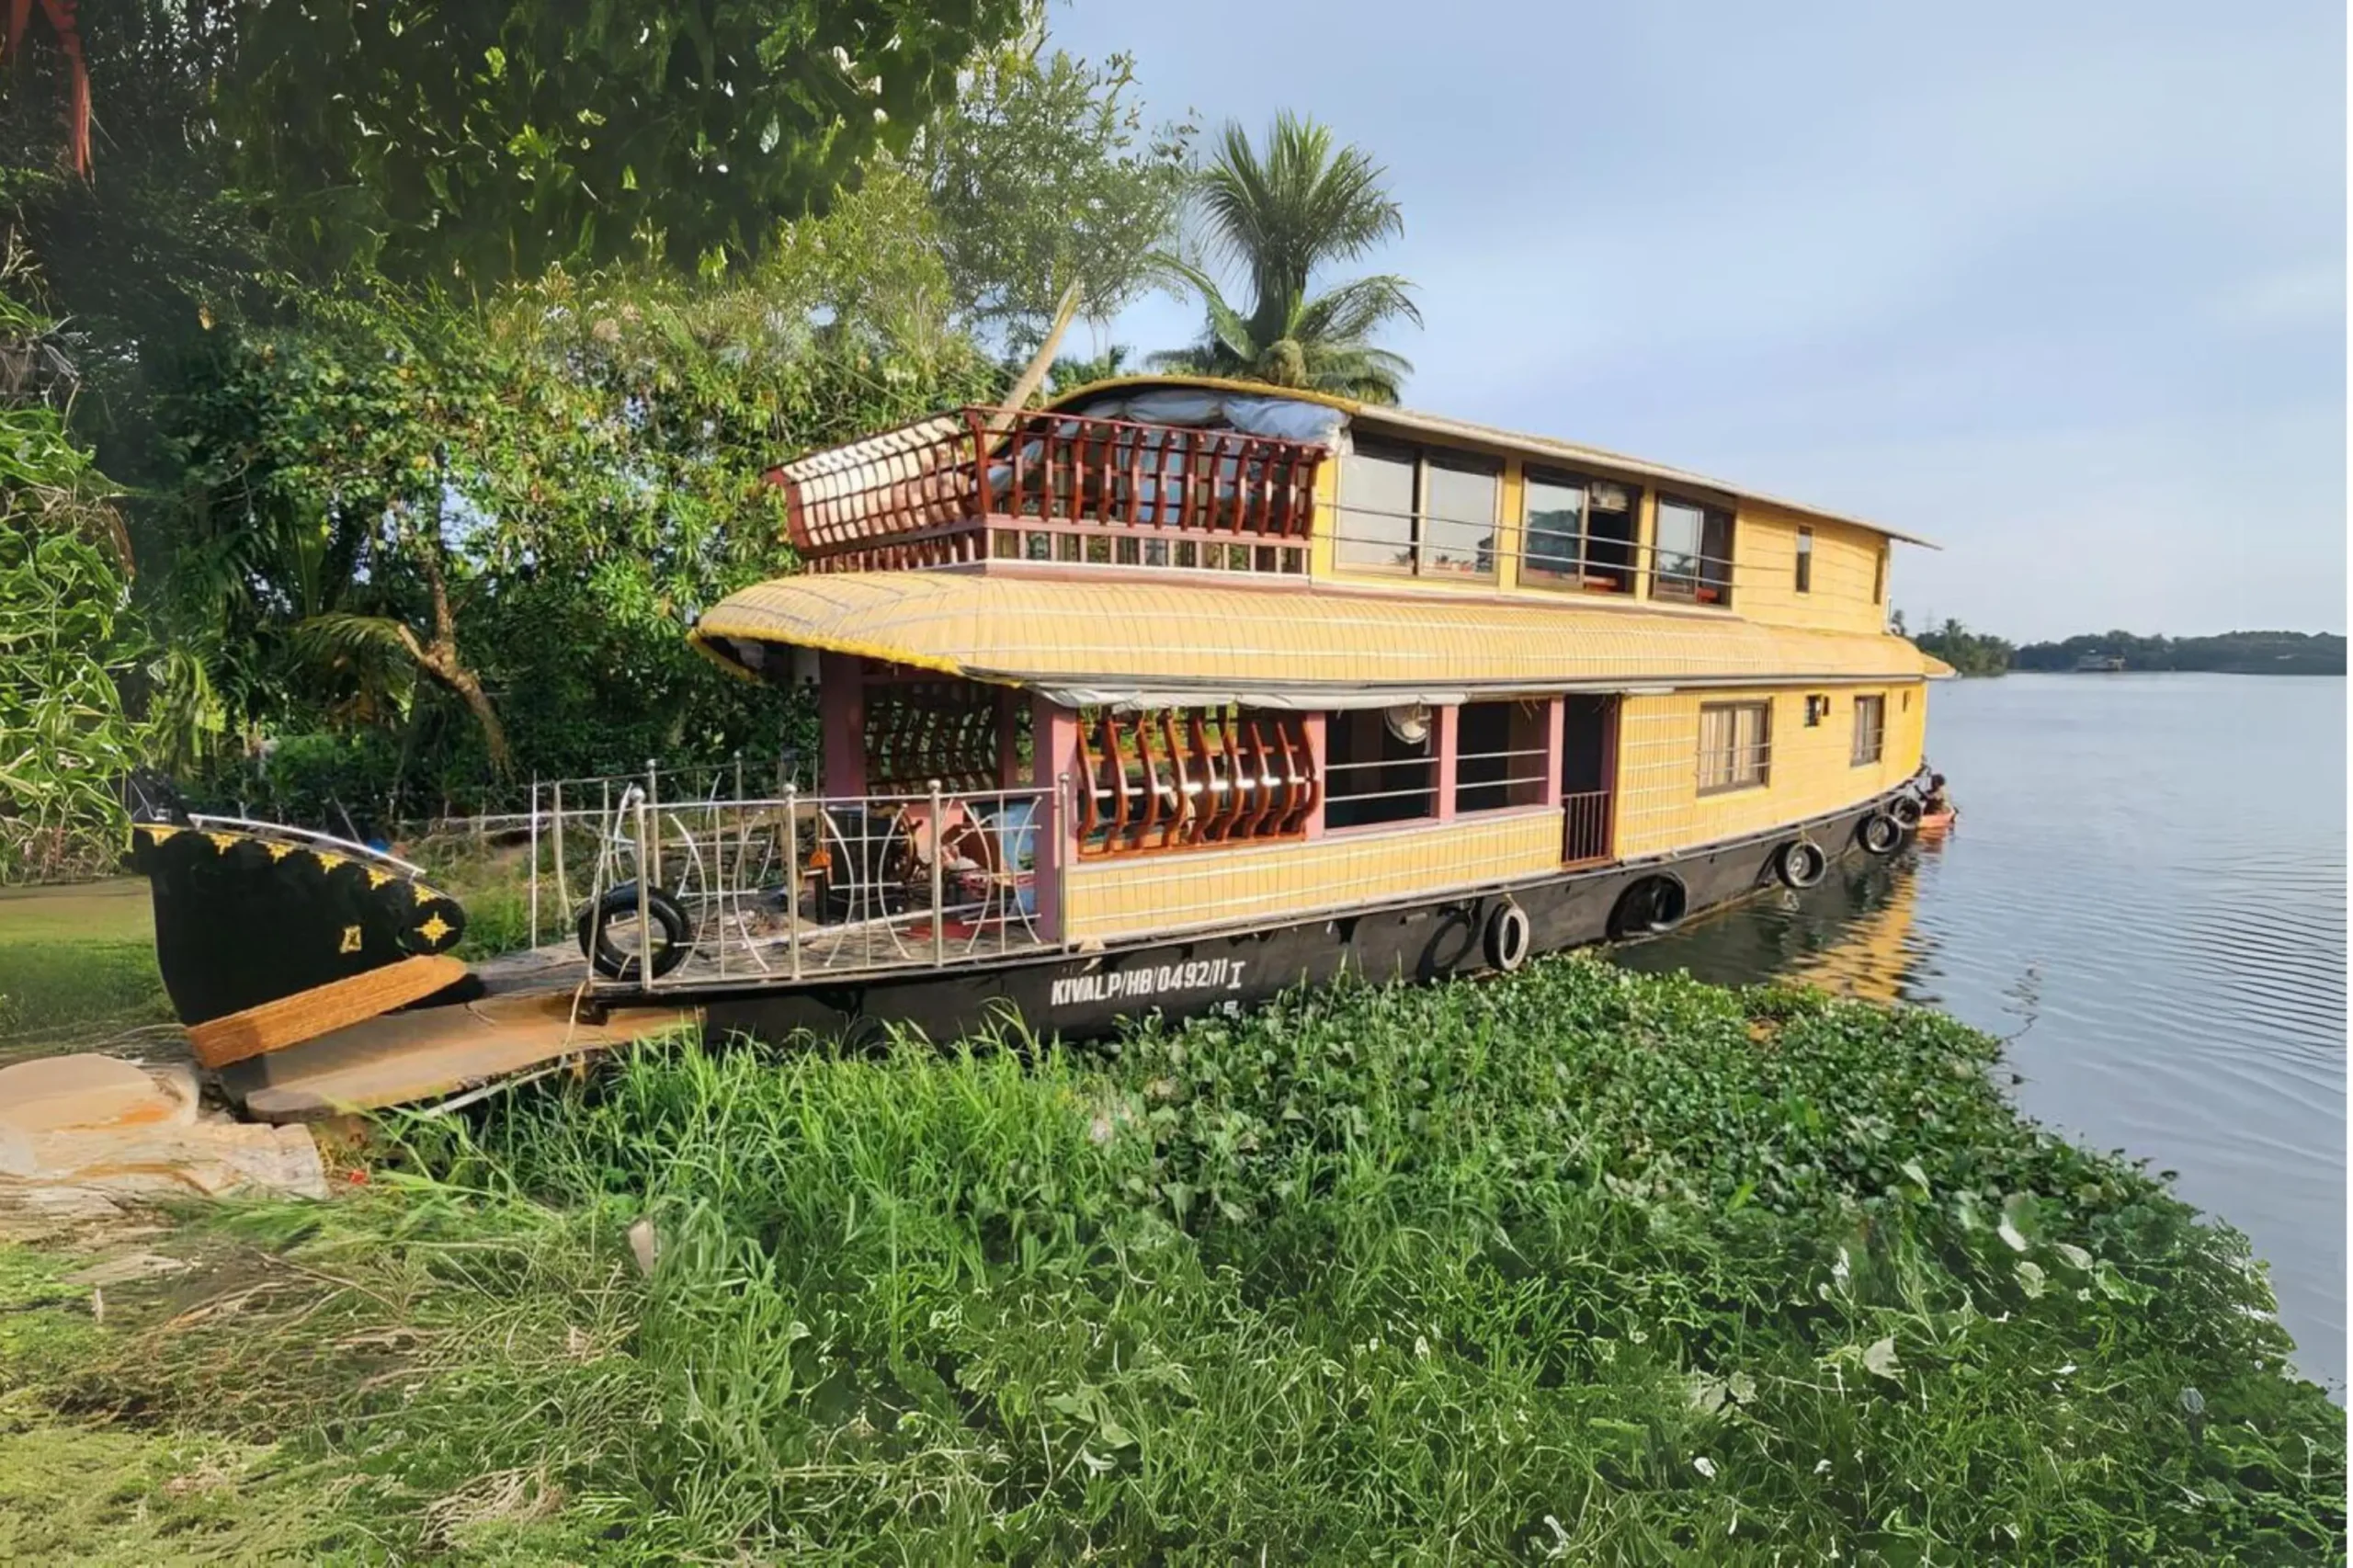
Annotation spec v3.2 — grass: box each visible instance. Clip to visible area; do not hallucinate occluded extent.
[0,880,171,1053]
[0,956,2338,1563]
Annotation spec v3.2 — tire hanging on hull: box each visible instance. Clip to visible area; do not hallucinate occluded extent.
[1858,812,1905,857]
[1484,898,1532,971]
[1776,838,1828,890]
[1607,873,1689,940]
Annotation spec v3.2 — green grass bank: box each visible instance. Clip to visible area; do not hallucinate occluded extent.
[0,881,170,1058]
[1,957,2341,1563]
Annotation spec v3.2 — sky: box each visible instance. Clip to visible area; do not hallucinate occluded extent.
[1048,0,2347,642]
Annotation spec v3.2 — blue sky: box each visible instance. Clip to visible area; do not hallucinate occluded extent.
[1049,1,2346,642]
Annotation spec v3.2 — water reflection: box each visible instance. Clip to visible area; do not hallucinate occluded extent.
[1617,846,1927,1007]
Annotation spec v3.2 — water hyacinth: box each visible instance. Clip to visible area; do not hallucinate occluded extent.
[3,957,2340,1562]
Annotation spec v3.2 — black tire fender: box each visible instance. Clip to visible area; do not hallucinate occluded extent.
[1777,838,1828,890]
[1889,795,1924,829]
[1484,898,1533,972]
[579,883,692,982]
[1858,812,1905,856]
[1608,873,1689,940]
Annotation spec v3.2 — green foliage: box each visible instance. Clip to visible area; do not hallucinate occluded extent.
[2013,629,2347,676]
[218,0,1031,283]
[27,961,2339,1562]
[1906,616,2015,676]
[1154,113,1422,403]
[0,284,145,882]
[165,231,1005,819]
[920,44,1192,349]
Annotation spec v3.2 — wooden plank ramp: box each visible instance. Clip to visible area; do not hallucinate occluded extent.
[216,947,698,1123]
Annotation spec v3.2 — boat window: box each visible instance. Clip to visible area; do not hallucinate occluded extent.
[1795,526,1813,594]
[1334,438,1500,580]
[1697,700,1771,793]
[1851,695,1886,767]
[1523,470,1637,594]
[1652,497,1734,607]
[1075,707,1316,857]
[1325,707,1437,828]
[1455,701,1548,812]
[1421,456,1499,577]
[1336,439,1419,573]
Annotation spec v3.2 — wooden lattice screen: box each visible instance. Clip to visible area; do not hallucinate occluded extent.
[862,679,1004,795]
[1075,707,1317,857]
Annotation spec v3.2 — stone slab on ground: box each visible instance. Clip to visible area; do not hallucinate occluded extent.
[0,1054,194,1133]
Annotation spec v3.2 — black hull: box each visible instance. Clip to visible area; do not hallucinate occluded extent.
[128,822,472,1029]
[662,791,1913,1049]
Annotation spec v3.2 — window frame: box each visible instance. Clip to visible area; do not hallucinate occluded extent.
[1871,543,1888,605]
[1795,526,1813,594]
[1521,466,1641,595]
[1850,694,1886,767]
[1453,699,1551,814]
[1696,699,1772,795]
[1323,707,1439,831]
[1650,494,1737,608]
[1333,437,1502,582]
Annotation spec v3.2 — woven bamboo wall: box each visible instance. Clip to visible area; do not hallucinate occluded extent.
[1612,682,1928,858]
[1063,808,1563,944]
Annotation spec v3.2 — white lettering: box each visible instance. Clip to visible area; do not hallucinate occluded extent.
[1051,954,1258,1013]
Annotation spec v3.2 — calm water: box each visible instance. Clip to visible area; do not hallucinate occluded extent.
[1620,673,2347,1393]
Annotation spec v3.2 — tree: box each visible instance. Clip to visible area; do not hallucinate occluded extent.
[1047,342,1135,393]
[1907,616,2015,677]
[213,0,1031,284]
[1152,113,1421,403]
[920,43,1190,356]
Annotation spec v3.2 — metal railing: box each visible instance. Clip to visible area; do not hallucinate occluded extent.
[517,765,1060,992]
[769,406,1326,576]
[1562,789,1614,864]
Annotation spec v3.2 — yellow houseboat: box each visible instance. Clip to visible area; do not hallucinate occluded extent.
[129,375,1949,1116]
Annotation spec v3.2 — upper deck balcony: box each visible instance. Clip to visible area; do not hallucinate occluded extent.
[771,405,1328,578]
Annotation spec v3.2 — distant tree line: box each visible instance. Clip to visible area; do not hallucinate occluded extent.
[1895,614,2346,677]
[2010,630,2347,676]
[1899,615,2016,676]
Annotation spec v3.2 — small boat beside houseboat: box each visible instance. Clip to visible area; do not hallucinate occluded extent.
[130,375,1952,1118]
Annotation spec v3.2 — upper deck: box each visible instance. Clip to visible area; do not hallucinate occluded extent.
[764,376,1935,641]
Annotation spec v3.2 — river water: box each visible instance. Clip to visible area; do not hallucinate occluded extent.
[1620,673,2347,1394]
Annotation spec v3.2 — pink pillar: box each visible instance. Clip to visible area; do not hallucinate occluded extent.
[820,653,867,798]
[1433,704,1460,821]
[1541,697,1566,808]
[1030,695,1079,941]
[1301,712,1329,838]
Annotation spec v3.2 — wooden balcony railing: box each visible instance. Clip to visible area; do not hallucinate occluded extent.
[768,407,1327,574]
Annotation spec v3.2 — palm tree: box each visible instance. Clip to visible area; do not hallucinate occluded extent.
[1151,113,1421,403]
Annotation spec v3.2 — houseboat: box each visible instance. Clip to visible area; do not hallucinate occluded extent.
[130,376,1951,1118]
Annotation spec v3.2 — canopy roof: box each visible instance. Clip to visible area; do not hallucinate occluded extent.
[692,574,1952,707]
[1050,376,1940,550]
